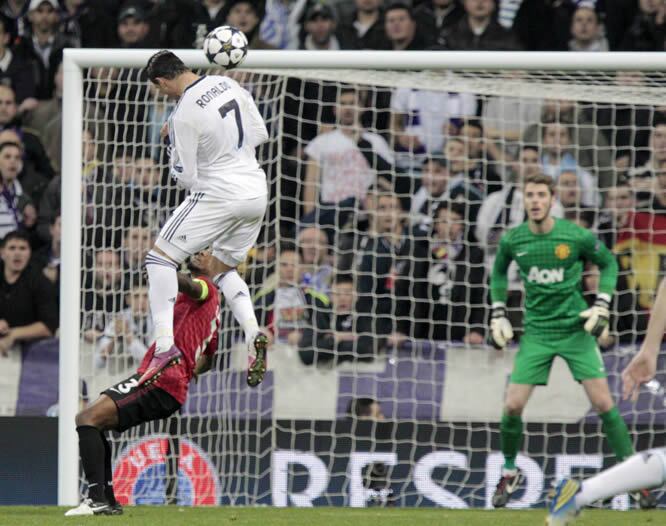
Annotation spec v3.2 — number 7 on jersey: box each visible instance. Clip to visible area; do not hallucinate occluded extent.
[218,99,244,149]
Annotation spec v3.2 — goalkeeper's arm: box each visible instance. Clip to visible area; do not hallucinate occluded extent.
[489,235,514,349]
[579,231,618,338]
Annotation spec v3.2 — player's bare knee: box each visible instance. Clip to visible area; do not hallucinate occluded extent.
[75,407,96,427]
[504,399,525,416]
[594,398,615,414]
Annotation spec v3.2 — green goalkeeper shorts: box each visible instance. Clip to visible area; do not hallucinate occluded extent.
[510,330,606,385]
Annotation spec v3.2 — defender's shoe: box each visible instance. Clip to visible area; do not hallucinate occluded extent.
[546,478,581,526]
[247,332,268,387]
[64,498,113,516]
[492,469,524,508]
[138,345,182,386]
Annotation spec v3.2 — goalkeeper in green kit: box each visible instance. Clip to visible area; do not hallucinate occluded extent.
[489,173,655,509]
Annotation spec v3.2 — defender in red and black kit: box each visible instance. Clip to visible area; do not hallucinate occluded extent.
[65,253,221,517]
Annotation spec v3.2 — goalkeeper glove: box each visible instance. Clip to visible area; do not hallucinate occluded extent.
[579,293,611,338]
[490,302,514,350]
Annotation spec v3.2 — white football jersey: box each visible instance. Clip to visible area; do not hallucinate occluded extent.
[168,75,269,198]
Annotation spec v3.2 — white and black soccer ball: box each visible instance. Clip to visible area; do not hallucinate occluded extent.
[203,25,248,69]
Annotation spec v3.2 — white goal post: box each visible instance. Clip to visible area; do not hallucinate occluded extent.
[60,49,666,507]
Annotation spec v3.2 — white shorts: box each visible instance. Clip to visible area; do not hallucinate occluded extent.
[155,191,267,266]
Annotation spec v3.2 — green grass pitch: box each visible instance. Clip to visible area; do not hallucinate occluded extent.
[1,507,663,526]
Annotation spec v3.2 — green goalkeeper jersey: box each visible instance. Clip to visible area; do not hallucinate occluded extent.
[490,218,617,335]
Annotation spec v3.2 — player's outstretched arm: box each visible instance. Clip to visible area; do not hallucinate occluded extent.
[177,273,209,301]
[622,277,666,400]
[579,230,617,339]
[489,235,514,349]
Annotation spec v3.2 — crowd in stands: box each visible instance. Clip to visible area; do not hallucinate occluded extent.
[2,0,666,396]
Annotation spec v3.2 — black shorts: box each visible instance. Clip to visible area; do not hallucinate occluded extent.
[102,373,181,433]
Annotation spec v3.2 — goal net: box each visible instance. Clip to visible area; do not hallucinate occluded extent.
[60,50,666,509]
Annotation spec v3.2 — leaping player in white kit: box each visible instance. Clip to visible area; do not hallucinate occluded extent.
[140,50,268,387]
[547,276,666,524]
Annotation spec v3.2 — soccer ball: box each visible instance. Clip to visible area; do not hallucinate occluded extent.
[203,25,248,69]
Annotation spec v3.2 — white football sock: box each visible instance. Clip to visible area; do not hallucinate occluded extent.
[214,270,259,344]
[576,451,666,508]
[145,250,178,355]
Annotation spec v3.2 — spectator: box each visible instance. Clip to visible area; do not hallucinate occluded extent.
[598,178,635,250]
[244,226,277,296]
[443,136,486,230]
[0,84,54,180]
[414,0,464,46]
[121,224,153,288]
[455,118,502,195]
[23,58,60,171]
[390,85,476,168]
[16,0,73,100]
[596,179,646,345]
[522,99,614,188]
[32,209,59,282]
[0,141,35,240]
[0,14,36,107]
[556,169,586,222]
[337,0,389,50]
[438,0,522,50]
[303,87,393,225]
[117,5,154,48]
[0,229,57,355]
[146,80,174,160]
[604,0,640,50]
[618,0,666,51]
[60,0,118,48]
[497,0,556,51]
[384,2,429,50]
[410,156,451,225]
[539,121,598,206]
[614,164,666,318]
[569,4,608,51]
[298,225,333,293]
[173,0,226,47]
[0,128,44,205]
[482,88,542,162]
[299,272,371,366]
[630,116,666,201]
[0,0,30,38]
[300,3,340,50]
[254,242,327,346]
[593,72,653,175]
[393,201,485,343]
[260,0,299,49]
[82,247,124,343]
[95,284,152,372]
[37,127,116,247]
[443,120,502,235]
[225,0,274,49]
[119,154,164,228]
[355,192,405,340]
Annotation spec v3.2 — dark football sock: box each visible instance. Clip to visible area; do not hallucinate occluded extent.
[77,425,106,502]
[99,431,117,505]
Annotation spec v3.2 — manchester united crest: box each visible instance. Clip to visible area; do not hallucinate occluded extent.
[555,243,570,260]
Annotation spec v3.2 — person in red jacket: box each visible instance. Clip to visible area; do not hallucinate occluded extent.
[65,252,221,517]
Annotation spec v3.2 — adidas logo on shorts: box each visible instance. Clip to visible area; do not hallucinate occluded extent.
[176,234,187,242]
